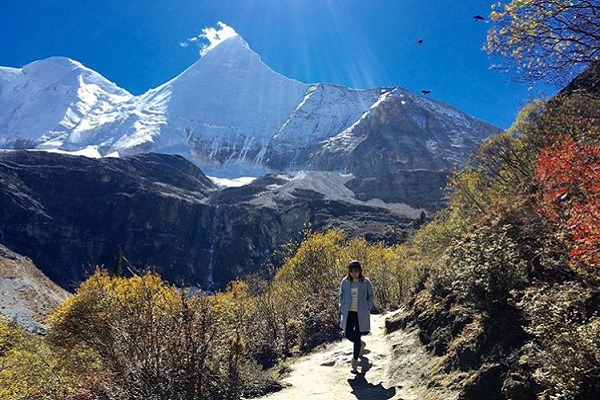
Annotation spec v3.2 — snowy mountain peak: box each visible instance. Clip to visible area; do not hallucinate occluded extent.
[0,33,500,177]
[20,56,79,78]
[23,56,81,74]
[203,34,249,56]
[170,33,301,91]
[0,56,131,149]
[118,33,310,169]
[20,56,128,95]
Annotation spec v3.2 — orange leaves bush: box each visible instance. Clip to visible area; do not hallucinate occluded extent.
[535,135,600,271]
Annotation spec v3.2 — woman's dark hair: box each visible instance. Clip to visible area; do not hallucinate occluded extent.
[346,260,364,281]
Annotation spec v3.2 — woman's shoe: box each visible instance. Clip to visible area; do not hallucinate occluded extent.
[359,340,366,357]
[351,358,358,372]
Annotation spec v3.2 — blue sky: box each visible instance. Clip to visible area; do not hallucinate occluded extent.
[0,0,555,129]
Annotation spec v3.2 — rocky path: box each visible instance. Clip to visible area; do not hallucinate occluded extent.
[252,310,458,400]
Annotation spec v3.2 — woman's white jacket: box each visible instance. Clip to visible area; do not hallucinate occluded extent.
[339,277,374,332]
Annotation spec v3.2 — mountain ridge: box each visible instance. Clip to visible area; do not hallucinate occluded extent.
[0,34,500,178]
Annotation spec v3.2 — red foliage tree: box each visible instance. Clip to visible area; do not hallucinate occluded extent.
[535,136,600,269]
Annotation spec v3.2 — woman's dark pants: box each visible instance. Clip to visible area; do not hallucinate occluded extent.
[345,311,362,359]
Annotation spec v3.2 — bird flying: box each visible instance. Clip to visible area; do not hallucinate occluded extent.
[416,39,423,45]
[421,90,431,95]
[473,15,485,21]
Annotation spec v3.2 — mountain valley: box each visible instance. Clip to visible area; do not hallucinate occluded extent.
[0,33,498,293]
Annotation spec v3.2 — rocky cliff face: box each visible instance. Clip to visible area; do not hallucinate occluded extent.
[0,151,217,288]
[0,151,446,291]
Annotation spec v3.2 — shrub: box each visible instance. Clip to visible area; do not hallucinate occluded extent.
[0,317,20,358]
[448,224,529,309]
[298,290,341,352]
[519,282,600,399]
[535,135,600,274]
[47,269,256,400]
[0,320,106,400]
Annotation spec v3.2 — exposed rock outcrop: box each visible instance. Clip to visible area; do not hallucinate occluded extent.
[0,244,68,332]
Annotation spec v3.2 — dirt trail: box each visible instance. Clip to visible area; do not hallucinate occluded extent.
[252,310,458,400]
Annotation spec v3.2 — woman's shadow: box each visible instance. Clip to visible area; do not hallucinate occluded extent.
[347,356,397,400]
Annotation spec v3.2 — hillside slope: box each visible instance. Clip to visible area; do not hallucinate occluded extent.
[0,244,68,332]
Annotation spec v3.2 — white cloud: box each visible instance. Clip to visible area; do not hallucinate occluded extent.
[180,37,199,48]
[182,22,238,54]
[184,22,237,56]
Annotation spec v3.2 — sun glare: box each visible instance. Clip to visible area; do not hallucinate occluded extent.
[181,2,379,89]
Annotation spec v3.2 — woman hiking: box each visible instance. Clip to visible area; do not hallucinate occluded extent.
[339,260,374,373]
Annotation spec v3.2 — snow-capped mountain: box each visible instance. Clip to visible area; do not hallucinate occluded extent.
[0,57,132,150]
[0,34,500,177]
